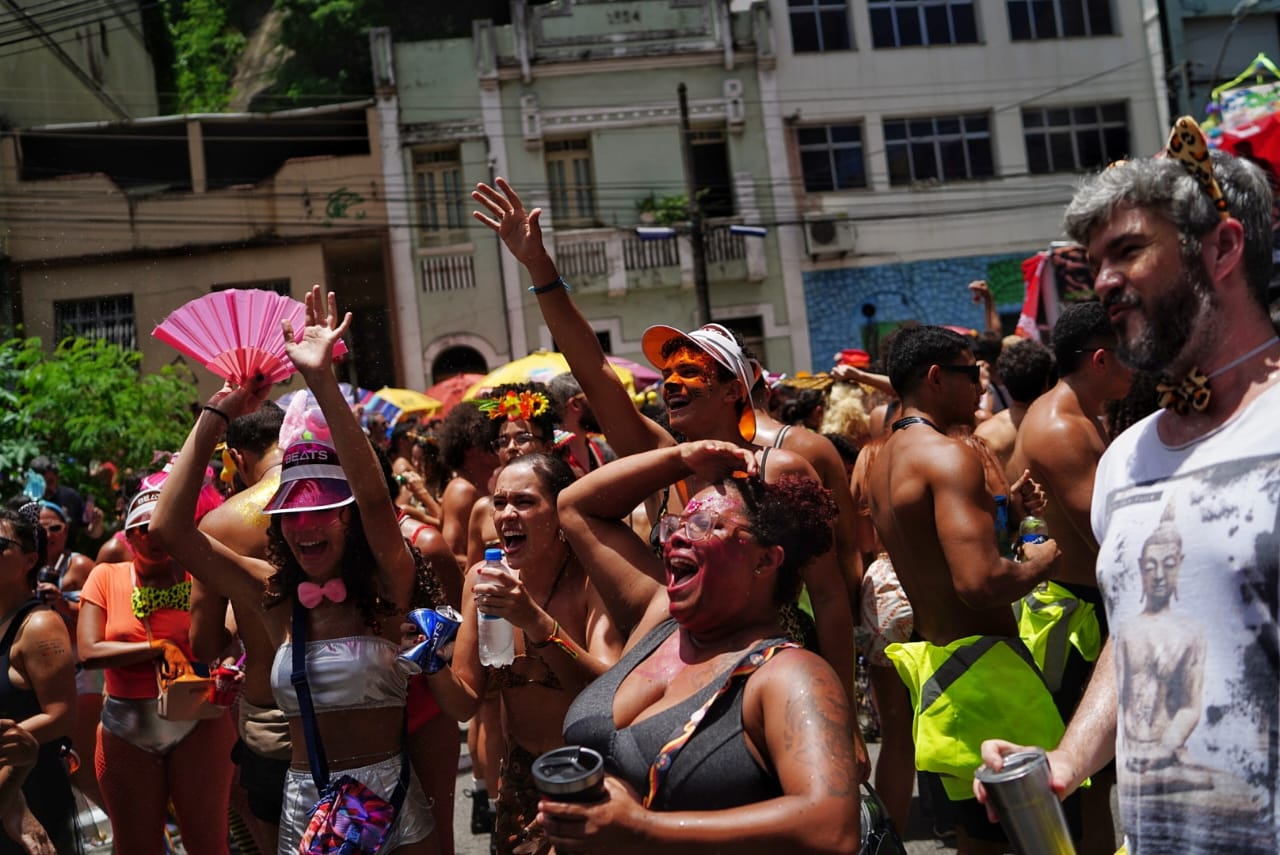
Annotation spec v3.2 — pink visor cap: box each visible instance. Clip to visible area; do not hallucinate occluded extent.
[641,322,760,442]
[263,440,354,515]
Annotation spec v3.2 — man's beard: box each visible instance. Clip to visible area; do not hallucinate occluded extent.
[1111,260,1217,372]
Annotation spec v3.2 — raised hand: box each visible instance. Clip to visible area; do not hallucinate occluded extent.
[472,178,548,265]
[281,284,352,377]
[968,279,993,305]
[678,440,758,481]
[1010,468,1047,517]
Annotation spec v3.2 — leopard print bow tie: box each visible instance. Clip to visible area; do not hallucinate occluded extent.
[1155,368,1211,415]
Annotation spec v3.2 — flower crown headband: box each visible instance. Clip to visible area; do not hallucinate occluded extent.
[478,390,551,421]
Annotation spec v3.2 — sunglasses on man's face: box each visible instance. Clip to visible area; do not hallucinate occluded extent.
[0,536,21,553]
[938,364,981,384]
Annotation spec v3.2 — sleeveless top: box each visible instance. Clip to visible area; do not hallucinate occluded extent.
[270,635,410,716]
[562,619,783,811]
[0,600,76,855]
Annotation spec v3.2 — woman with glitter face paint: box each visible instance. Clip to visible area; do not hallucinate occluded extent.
[472,179,856,698]
[150,286,441,854]
[545,440,861,852]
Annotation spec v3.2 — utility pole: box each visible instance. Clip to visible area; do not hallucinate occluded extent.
[678,83,712,327]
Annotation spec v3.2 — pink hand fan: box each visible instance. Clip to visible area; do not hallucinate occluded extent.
[152,290,348,385]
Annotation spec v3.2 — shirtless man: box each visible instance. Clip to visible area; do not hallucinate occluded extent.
[867,324,1059,854]
[1008,301,1132,589]
[188,402,286,855]
[1005,301,1130,853]
[973,339,1053,474]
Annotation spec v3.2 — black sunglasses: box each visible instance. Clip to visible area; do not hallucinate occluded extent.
[0,535,21,553]
[938,364,981,383]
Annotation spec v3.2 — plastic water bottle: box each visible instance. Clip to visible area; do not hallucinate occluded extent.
[1017,516,1049,563]
[1019,515,1049,546]
[477,548,515,667]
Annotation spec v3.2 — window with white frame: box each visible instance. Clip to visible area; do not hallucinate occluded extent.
[798,124,867,192]
[869,0,977,47]
[413,147,466,233]
[53,295,136,350]
[1007,0,1113,40]
[883,113,994,185]
[1023,103,1129,174]
[789,0,852,52]
[545,139,597,227]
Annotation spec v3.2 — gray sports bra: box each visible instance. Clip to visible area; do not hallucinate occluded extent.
[270,635,410,716]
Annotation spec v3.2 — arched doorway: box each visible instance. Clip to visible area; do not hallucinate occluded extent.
[432,345,487,383]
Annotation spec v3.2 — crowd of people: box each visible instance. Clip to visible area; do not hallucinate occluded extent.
[2,118,1279,855]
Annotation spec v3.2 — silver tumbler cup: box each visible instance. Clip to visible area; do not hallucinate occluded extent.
[974,749,1076,855]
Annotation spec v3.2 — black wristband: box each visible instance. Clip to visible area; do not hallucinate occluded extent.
[529,276,571,295]
[201,405,231,425]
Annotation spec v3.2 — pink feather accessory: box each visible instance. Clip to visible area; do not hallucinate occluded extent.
[152,289,348,385]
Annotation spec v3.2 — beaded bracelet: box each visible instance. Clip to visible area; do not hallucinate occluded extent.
[530,619,579,659]
[529,276,571,295]
[201,405,231,425]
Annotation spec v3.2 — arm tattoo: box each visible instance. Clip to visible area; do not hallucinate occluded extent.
[783,682,858,798]
[35,639,69,659]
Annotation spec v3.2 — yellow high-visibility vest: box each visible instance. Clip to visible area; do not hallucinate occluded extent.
[1013,581,1102,693]
[886,635,1065,800]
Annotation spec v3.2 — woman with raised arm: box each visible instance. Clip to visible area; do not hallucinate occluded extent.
[149,286,439,855]
[472,178,856,694]
[420,452,621,855]
[544,440,860,854]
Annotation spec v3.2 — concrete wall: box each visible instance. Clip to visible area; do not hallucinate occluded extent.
[18,242,327,400]
[0,1,157,125]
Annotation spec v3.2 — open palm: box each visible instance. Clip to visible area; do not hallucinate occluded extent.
[282,284,352,375]
[472,177,547,264]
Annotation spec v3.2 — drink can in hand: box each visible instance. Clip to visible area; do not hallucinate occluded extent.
[401,606,463,674]
[211,664,242,707]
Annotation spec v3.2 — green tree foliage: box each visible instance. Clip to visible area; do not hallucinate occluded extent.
[165,0,249,112]
[0,337,198,507]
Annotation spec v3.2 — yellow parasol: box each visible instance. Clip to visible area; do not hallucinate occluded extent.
[464,351,636,400]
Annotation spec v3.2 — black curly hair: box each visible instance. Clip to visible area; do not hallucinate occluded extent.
[729,474,836,606]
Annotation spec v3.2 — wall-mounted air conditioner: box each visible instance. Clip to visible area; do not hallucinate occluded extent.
[803,217,856,257]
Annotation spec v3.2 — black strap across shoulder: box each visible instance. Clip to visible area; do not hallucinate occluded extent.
[290,601,409,809]
[890,416,943,434]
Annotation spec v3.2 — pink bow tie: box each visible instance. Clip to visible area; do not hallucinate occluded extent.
[297,578,348,609]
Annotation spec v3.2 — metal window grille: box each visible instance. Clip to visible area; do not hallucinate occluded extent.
[624,234,680,270]
[556,241,609,278]
[53,295,136,350]
[705,227,746,264]
[421,254,476,293]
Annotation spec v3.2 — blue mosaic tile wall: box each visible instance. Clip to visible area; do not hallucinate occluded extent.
[804,253,1028,369]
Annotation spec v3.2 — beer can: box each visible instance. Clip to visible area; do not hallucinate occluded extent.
[400,605,463,674]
